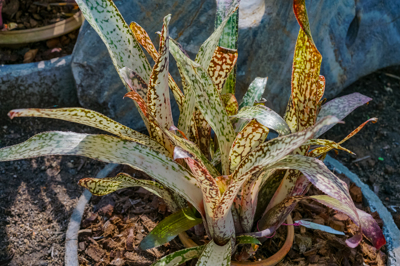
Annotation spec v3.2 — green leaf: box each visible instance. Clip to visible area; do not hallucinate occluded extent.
[170,40,236,175]
[79,172,178,211]
[315,93,372,137]
[239,77,268,109]
[195,0,239,70]
[215,0,239,94]
[231,105,291,135]
[196,240,231,266]
[8,108,168,156]
[236,235,261,245]
[0,132,204,214]
[151,246,204,266]
[75,0,151,83]
[140,207,202,250]
[147,15,174,130]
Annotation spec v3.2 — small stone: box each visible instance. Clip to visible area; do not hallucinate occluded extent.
[66,162,74,168]
[46,38,61,49]
[384,164,395,174]
[32,14,42,20]
[332,213,349,221]
[295,234,312,254]
[29,18,38,28]
[350,184,363,203]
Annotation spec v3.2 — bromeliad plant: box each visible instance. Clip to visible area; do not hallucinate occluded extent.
[0,0,385,264]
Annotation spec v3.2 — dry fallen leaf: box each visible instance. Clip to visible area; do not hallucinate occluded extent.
[23,49,39,63]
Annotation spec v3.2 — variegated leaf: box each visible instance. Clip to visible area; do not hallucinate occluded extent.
[0,132,204,214]
[303,139,355,155]
[315,93,373,137]
[79,173,177,211]
[8,108,167,156]
[236,235,261,245]
[221,93,239,116]
[120,67,148,100]
[147,15,174,130]
[293,0,313,41]
[316,75,325,103]
[193,110,212,159]
[208,46,238,92]
[75,0,151,83]
[263,154,364,247]
[130,21,184,110]
[211,149,221,167]
[140,207,203,250]
[229,119,269,172]
[195,0,239,70]
[170,40,236,175]
[165,131,220,177]
[239,77,268,109]
[124,90,148,117]
[310,195,386,249]
[215,0,239,95]
[310,118,377,157]
[196,240,231,266]
[213,116,340,230]
[151,246,204,266]
[231,105,291,136]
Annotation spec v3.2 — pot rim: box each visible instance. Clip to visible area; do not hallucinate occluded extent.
[178,215,294,266]
[0,12,83,45]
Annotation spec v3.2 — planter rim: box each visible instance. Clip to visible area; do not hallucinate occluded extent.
[0,12,83,46]
[178,215,294,266]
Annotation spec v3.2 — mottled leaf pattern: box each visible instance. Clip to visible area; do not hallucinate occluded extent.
[193,110,212,159]
[147,15,174,130]
[239,77,268,109]
[170,40,236,175]
[213,117,340,230]
[207,46,238,92]
[75,0,151,83]
[130,21,184,110]
[316,75,325,103]
[79,173,177,211]
[195,0,239,70]
[8,108,167,156]
[229,119,269,172]
[293,0,313,41]
[236,235,261,245]
[221,93,239,116]
[120,67,148,100]
[231,105,291,135]
[303,139,355,155]
[0,132,204,214]
[140,207,203,250]
[151,246,204,266]
[196,240,231,266]
[315,93,372,137]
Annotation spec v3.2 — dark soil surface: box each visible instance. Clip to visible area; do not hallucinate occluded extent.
[322,66,400,229]
[0,66,398,265]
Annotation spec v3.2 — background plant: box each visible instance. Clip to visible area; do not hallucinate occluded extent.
[0,0,385,264]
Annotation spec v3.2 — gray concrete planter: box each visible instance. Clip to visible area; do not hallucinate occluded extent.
[65,158,400,265]
[0,55,79,118]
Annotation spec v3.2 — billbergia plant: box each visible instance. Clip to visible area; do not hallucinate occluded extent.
[0,0,385,264]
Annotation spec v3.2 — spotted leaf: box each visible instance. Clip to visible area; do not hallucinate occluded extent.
[151,246,204,266]
[196,239,231,266]
[221,93,239,116]
[207,46,238,92]
[239,77,268,109]
[303,139,355,155]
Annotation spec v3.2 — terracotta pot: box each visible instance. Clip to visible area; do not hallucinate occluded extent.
[178,215,294,266]
[0,12,83,46]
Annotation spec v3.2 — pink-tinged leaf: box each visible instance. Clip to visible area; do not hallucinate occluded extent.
[229,119,269,172]
[0,132,204,215]
[239,77,268,110]
[195,0,239,70]
[170,40,236,175]
[120,67,148,101]
[310,118,377,157]
[264,154,365,248]
[130,22,184,110]
[310,195,386,249]
[213,116,340,230]
[79,172,178,211]
[124,90,148,117]
[231,105,291,135]
[221,93,239,116]
[8,108,168,156]
[207,46,238,92]
[315,93,373,137]
[147,15,174,130]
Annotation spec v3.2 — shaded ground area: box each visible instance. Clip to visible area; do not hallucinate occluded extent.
[322,65,400,229]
